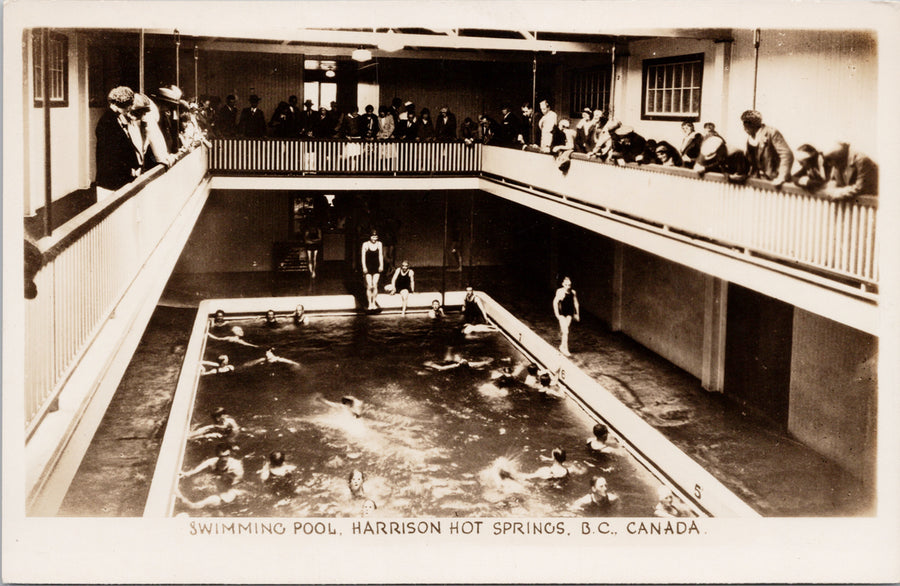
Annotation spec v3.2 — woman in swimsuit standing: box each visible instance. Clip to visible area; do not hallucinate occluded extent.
[362,231,384,310]
[553,276,580,357]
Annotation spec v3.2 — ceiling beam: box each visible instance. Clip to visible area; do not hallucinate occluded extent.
[149,27,611,53]
[195,40,556,62]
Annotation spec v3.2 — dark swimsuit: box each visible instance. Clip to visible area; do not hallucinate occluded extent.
[394,269,412,291]
[364,246,381,274]
[462,294,486,324]
[558,290,576,317]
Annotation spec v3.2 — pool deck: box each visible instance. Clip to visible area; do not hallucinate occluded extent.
[58,264,875,517]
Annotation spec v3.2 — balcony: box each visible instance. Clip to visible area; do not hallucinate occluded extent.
[207,138,878,295]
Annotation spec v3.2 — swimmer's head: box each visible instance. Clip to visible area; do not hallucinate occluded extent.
[215,443,232,458]
[348,469,365,492]
[552,448,566,464]
[362,499,377,516]
[400,260,409,270]
[539,373,552,387]
[266,309,276,321]
[591,475,609,496]
[214,309,225,321]
[561,276,572,288]
[431,300,441,309]
[294,304,305,315]
[465,286,474,295]
[269,451,285,467]
[593,423,609,441]
[230,326,244,337]
[211,407,226,421]
[369,230,379,241]
[527,363,539,376]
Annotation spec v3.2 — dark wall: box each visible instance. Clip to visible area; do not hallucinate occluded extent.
[173,189,542,274]
[724,283,795,427]
[376,58,534,129]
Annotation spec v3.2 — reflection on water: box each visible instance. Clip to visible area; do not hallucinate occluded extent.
[176,314,664,517]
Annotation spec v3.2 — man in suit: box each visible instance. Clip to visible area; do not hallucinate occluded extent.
[95,86,140,200]
[218,95,239,138]
[239,94,267,138]
[435,106,457,141]
[740,109,793,188]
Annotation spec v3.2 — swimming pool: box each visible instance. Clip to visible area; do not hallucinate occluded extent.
[145,292,757,518]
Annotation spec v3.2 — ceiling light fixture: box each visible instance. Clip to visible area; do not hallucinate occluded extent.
[377,29,404,53]
[352,48,373,62]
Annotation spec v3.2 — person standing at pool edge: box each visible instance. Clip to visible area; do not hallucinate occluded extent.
[362,231,384,310]
[553,276,580,357]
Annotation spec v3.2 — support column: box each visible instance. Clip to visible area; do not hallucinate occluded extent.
[713,39,732,130]
[701,275,728,392]
[610,241,625,332]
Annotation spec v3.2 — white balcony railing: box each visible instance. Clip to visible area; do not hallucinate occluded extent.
[481,147,879,287]
[209,139,482,175]
[25,148,209,432]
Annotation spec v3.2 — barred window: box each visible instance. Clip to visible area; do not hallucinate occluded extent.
[33,30,69,107]
[569,66,611,116]
[641,53,703,121]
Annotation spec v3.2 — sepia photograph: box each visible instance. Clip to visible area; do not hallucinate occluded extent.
[3,0,899,583]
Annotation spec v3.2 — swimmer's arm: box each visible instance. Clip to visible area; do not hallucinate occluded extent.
[259,462,270,481]
[390,268,399,292]
[409,270,415,292]
[235,338,260,348]
[552,289,563,319]
[573,290,581,321]
[361,243,368,273]
[467,358,494,369]
[201,360,219,367]
[181,458,214,478]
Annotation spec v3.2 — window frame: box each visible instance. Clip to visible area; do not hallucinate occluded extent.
[32,30,69,108]
[640,53,704,122]
[568,65,612,118]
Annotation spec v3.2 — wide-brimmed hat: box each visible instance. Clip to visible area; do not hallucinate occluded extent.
[612,125,634,136]
[156,85,189,107]
[249,94,261,104]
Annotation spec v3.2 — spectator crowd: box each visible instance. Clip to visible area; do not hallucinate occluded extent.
[97,83,877,201]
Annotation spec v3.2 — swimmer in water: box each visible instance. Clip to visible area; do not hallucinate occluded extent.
[259,451,297,498]
[537,371,566,399]
[361,498,378,517]
[586,423,617,454]
[200,354,235,376]
[523,363,540,388]
[348,469,367,498]
[261,309,281,328]
[524,448,569,480]
[208,325,259,348]
[424,352,494,371]
[209,309,228,329]
[189,407,239,440]
[571,475,618,513]
[242,347,300,368]
[320,394,365,418]
[292,304,308,325]
[654,485,687,518]
[428,299,445,319]
[176,443,244,509]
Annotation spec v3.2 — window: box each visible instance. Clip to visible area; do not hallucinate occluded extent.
[33,30,69,107]
[641,53,703,121]
[569,66,611,116]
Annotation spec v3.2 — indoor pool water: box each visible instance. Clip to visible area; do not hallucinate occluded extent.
[176,312,668,517]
